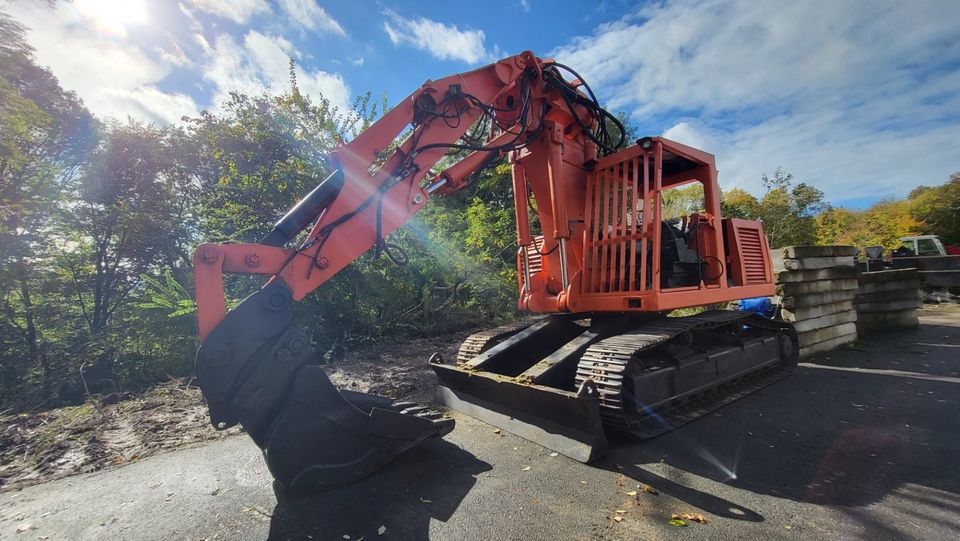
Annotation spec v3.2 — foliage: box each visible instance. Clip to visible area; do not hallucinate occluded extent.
[138,269,196,318]
[908,173,960,246]
[661,183,704,220]
[720,187,761,219]
[756,168,826,248]
[815,200,920,252]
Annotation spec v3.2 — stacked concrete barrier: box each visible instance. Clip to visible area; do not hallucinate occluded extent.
[774,246,858,358]
[854,268,922,333]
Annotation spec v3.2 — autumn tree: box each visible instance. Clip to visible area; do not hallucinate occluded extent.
[908,173,960,246]
[815,200,919,252]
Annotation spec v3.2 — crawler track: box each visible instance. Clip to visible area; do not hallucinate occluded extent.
[456,320,534,364]
[575,311,797,437]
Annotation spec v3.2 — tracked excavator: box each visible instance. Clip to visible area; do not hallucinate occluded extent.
[193,52,798,492]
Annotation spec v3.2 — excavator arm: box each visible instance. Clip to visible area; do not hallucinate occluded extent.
[192,52,618,491]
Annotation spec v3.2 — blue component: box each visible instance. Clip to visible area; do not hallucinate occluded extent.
[738,297,774,318]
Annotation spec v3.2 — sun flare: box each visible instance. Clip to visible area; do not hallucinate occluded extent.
[74,0,148,37]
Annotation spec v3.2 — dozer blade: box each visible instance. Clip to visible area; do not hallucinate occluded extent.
[196,281,452,493]
[432,317,614,463]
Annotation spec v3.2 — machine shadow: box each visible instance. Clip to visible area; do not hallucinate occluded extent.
[598,324,960,511]
[268,438,491,541]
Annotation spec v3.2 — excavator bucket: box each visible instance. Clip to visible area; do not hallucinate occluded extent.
[196,281,452,492]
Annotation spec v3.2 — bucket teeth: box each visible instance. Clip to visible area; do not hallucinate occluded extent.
[400,405,430,416]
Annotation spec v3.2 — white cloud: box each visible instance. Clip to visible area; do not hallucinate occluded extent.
[156,42,194,68]
[185,0,270,24]
[383,10,493,64]
[550,0,960,203]
[6,2,200,124]
[278,0,346,36]
[202,30,352,113]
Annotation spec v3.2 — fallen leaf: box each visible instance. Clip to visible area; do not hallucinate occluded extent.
[672,513,708,524]
[549,452,558,457]
[522,466,531,471]
[667,518,687,527]
[626,491,637,496]
[613,516,623,523]
[493,429,501,434]
[378,525,387,535]
[241,506,272,520]
[639,484,658,495]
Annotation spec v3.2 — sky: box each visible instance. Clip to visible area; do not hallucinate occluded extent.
[5,0,960,207]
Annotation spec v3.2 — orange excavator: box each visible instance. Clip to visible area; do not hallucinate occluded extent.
[192,52,797,492]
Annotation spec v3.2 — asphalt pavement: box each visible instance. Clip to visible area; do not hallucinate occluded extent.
[2,307,959,540]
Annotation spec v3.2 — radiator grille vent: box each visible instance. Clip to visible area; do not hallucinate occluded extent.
[738,227,768,284]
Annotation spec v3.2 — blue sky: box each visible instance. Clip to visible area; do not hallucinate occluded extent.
[7,0,960,207]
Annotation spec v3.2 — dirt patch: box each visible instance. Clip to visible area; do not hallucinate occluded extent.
[0,328,481,492]
[0,380,239,492]
[325,329,475,402]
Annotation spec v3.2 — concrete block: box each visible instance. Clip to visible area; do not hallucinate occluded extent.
[853,289,922,304]
[781,300,854,322]
[857,268,920,284]
[854,298,923,312]
[776,267,858,284]
[782,290,856,309]
[854,280,922,296]
[799,332,857,358]
[778,256,856,271]
[792,310,858,333]
[781,246,858,259]
[779,278,859,296]
[797,322,858,348]
[856,310,919,334]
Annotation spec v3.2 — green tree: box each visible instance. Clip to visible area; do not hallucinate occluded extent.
[720,187,761,219]
[908,173,960,246]
[661,183,704,220]
[757,168,825,248]
[0,12,95,403]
